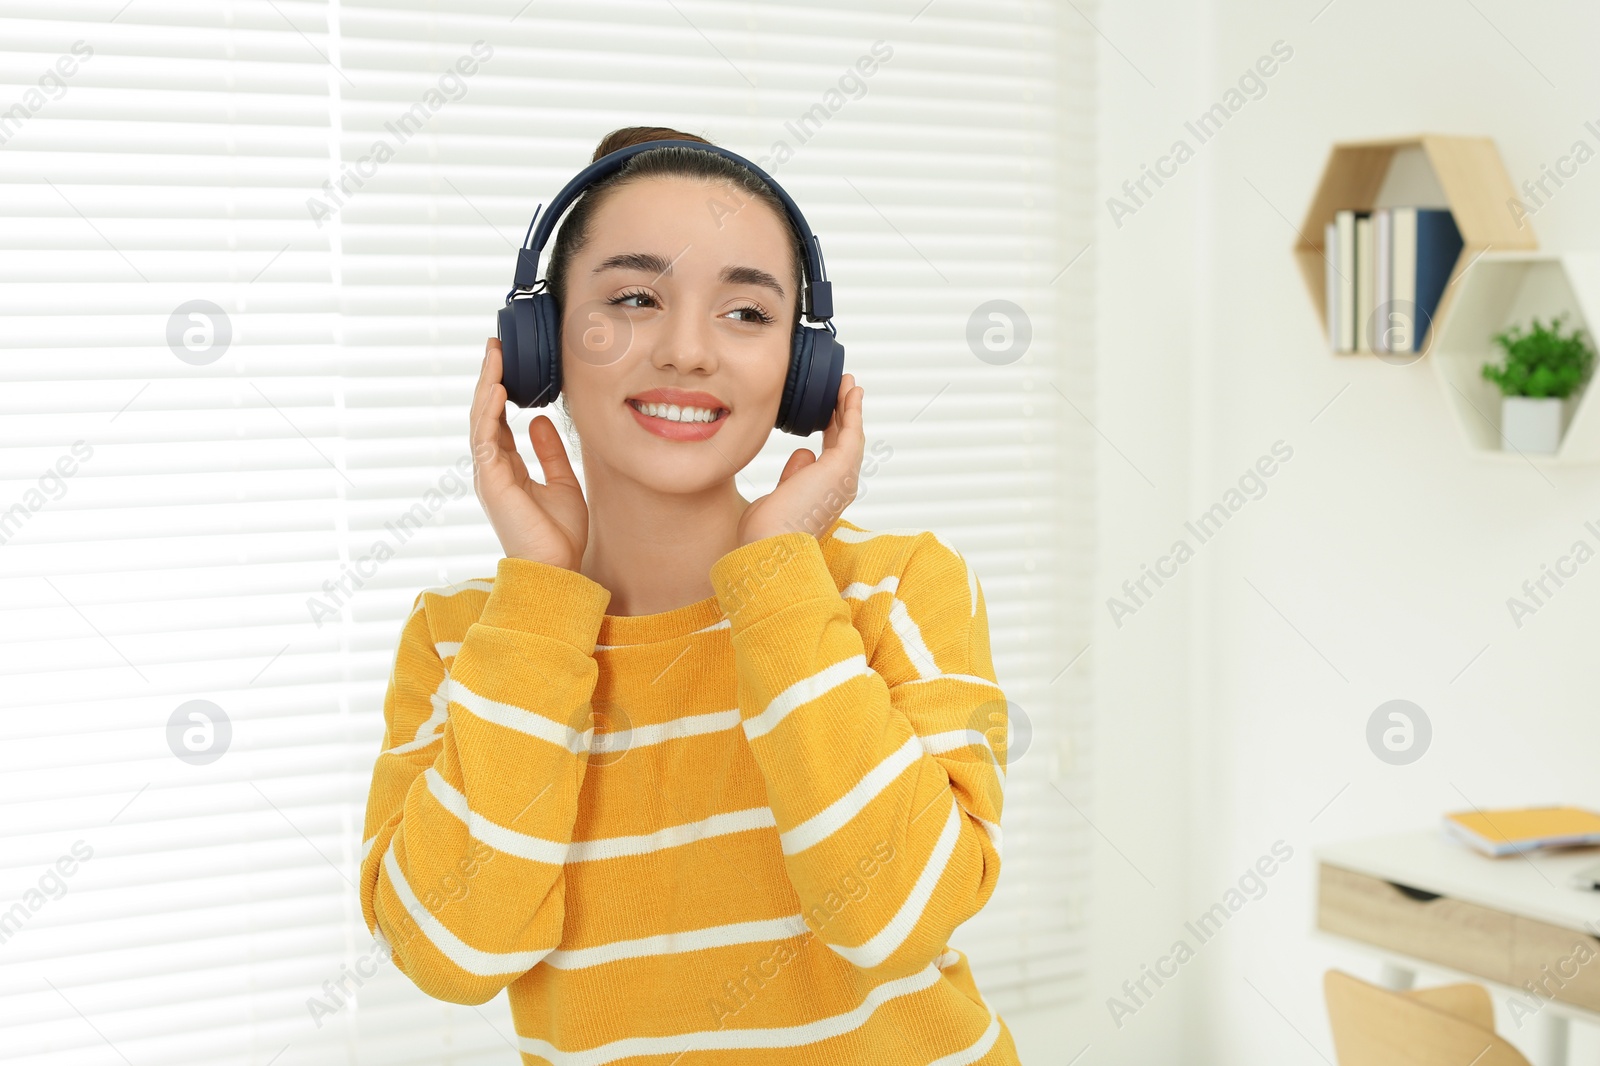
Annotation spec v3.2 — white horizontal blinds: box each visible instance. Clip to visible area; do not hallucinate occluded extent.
[336,0,1089,1022]
[0,3,1088,1064]
[0,3,408,1065]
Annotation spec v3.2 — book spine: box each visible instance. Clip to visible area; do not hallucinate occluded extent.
[1337,210,1356,352]
[1324,220,1339,349]
[1374,208,1392,352]
[1414,209,1464,352]
[1355,213,1374,353]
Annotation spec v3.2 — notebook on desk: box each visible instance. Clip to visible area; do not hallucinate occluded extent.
[1443,806,1600,858]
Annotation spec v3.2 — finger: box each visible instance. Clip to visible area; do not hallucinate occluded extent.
[777,447,816,484]
[528,414,581,489]
[471,339,501,467]
[822,374,858,451]
[475,385,519,493]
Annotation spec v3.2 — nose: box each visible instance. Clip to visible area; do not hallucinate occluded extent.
[649,300,719,377]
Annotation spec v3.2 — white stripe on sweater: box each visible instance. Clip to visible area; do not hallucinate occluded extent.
[780,735,921,856]
[540,914,810,971]
[381,672,451,756]
[516,961,946,1065]
[423,768,568,866]
[589,708,741,754]
[567,806,776,863]
[842,575,898,600]
[829,797,964,970]
[407,579,493,621]
[741,654,873,742]
[446,676,588,753]
[900,673,1003,692]
[381,838,549,976]
[886,597,941,680]
[827,526,927,544]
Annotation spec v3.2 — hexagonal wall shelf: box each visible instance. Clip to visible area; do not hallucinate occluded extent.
[1433,251,1600,463]
[1294,134,1537,353]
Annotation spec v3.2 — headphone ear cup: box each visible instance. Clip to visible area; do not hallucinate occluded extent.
[530,292,562,408]
[502,295,560,409]
[496,304,523,403]
[780,327,845,437]
[777,324,811,434]
[504,299,540,408]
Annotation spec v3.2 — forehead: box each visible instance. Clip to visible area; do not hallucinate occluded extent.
[580,175,795,273]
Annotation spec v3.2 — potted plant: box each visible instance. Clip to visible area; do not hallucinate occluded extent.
[1480,313,1595,454]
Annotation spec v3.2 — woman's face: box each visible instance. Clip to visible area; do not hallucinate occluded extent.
[558,175,800,494]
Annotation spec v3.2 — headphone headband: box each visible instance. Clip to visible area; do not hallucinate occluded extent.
[509,138,833,322]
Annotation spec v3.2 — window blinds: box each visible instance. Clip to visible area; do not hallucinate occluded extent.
[0,1,1094,1061]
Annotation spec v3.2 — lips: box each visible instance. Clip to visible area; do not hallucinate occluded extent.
[625,386,730,442]
[626,386,728,412]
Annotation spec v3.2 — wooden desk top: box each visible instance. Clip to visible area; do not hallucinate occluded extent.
[1316,829,1600,935]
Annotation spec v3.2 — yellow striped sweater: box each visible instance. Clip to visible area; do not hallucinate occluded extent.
[359,515,1020,1065]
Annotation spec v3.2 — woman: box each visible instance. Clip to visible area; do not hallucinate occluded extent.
[359,126,1021,1064]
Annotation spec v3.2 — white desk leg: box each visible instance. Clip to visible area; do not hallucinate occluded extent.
[1377,962,1415,991]
[1538,1013,1569,1066]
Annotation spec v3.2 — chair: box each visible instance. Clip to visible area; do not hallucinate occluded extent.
[1324,969,1532,1066]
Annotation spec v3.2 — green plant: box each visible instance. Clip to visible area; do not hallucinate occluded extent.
[1480,313,1596,398]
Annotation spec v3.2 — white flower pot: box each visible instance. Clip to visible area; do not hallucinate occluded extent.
[1500,395,1572,454]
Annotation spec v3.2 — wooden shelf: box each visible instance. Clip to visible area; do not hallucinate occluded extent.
[1432,251,1600,463]
[1294,134,1537,353]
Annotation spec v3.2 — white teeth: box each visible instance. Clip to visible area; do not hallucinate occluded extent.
[631,400,722,423]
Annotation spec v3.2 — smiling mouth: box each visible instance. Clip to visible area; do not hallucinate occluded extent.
[626,398,729,424]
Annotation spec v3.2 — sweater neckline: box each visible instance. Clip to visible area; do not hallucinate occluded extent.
[594,517,846,649]
[597,593,726,649]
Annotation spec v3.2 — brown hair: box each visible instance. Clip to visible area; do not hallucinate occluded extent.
[544,126,808,326]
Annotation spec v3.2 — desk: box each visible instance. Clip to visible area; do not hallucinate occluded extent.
[1317,831,1600,1066]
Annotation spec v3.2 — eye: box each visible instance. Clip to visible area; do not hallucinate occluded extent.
[726,303,775,325]
[607,288,658,309]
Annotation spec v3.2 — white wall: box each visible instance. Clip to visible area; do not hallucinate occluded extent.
[1090,1,1600,1064]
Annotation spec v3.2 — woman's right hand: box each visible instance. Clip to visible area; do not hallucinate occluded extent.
[470,337,588,571]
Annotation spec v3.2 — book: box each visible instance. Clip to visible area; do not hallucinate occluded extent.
[1355,212,1374,352]
[1335,209,1357,352]
[1443,806,1600,857]
[1324,220,1338,348]
[1373,208,1392,352]
[1390,207,1418,353]
[1412,207,1464,352]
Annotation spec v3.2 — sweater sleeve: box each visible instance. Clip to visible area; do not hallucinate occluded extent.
[708,529,1007,982]
[358,557,611,1005]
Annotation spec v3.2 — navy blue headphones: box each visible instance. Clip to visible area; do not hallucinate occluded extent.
[496,139,845,437]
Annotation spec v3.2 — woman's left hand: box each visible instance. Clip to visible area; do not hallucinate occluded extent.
[737,372,865,547]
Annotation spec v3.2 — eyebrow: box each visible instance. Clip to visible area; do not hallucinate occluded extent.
[591,252,786,298]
